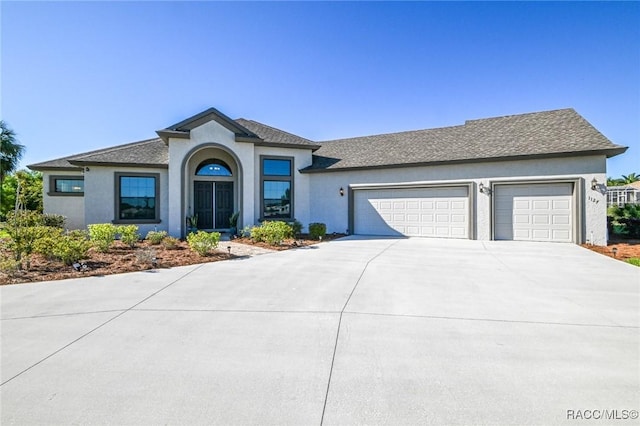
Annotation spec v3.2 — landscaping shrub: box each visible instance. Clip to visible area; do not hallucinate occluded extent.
[608,205,640,238]
[5,211,50,269]
[117,225,140,247]
[250,221,293,246]
[289,219,303,237]
[35,229,91,265]
[162,236,180,250]
[54,232,92,265]
[34,228,65,260]
[88,223,117,252]
[308,222,327,240]
[240,225,253,238]
[627,258,640,267]
[136,248,157,267]
[186,230,221,256]
[146,230,167,245]
[42,214,66,229]
[0,253,20,276]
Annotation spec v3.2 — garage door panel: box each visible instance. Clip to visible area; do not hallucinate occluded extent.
[494,183,573,243]
[532,200,550,209]
[354,187,469,238]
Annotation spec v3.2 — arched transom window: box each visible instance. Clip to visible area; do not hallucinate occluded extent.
[195,159,233,176]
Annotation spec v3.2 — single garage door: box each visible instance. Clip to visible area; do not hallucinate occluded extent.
[353,186,469,238]
[494,183,573,242]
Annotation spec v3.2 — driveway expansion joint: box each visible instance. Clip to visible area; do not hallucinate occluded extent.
[0,264,205,387]
[320,239,401,425]
[1,309,127,321]
[343,310,639,329]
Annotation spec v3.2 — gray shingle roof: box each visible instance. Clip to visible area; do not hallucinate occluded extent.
[234,118,318,148]
[29,108,625,172]
[303,108,626,172]
[29,138,168,170]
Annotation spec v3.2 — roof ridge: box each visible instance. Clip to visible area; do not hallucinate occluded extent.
[319,123,466,144]
[72,137,162,160]
[464,108,575,124]
[236,118,315,143]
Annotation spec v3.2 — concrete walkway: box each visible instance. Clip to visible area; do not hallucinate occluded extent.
[1,237,638,425]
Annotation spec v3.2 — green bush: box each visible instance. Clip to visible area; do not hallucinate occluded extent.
[240,225,253,238]
[289,219,303,237]
[117,225,140,247]
[88,223,117,252]
[55,232,91,265]
[146,230,167,245]
[5,211,50,269]
[35,229,91,265]
[627,258,640,267]
[34,228,65,260]
[308,222,327,240]
[608,204,640,238]
[162,236,180,250]
[186,231,221,256]
[42,214,66,228]
[250,221,293,246]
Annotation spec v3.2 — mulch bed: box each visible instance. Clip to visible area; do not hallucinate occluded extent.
[0,240,232,286]
[0,233,347,285]
[581,238,640,263]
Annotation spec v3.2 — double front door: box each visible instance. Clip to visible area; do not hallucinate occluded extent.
[194,181,233,229]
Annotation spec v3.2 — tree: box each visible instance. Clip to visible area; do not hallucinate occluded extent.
[0,170,42,221]
[621,173,639,184]
[0,121,25,185]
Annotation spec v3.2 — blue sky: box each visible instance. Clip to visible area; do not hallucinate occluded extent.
[2,1,638,177]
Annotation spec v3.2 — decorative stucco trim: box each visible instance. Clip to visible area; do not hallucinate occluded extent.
[180,143,244,238]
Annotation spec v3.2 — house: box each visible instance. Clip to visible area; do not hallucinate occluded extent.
[606,181,640,207]
[29,107,626,246]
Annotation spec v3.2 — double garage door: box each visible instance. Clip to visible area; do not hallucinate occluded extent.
[353,186,469,238]
[353,182,575,243]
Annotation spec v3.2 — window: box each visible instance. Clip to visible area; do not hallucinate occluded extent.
[115,173,160,223]
[48,176,84,196]
[195,159,232,176]
[261,157,293,219]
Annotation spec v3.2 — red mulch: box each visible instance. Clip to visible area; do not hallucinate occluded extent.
[581,239,640,263]
[0,234,347,285]
[0,240,232,286]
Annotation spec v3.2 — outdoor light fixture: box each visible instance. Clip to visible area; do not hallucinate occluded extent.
[591,177,598,190]
[612,247,618,258]
[227,246,231,255]
[339,187,344,197]
[479,182,491,195]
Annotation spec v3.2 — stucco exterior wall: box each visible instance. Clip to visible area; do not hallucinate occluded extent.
[41,170,85,230]
[83,166,169,236]
[308,155,608,245]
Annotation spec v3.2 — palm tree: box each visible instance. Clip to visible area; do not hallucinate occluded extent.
[621,173,639,184]
[1,120,25,185]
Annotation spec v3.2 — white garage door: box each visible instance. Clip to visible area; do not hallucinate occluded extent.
[354,186,469,238]
[494,183,573,242]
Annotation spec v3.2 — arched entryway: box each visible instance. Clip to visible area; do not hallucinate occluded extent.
[186,147,240,231]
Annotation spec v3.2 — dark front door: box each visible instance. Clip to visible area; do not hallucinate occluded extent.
[194,181,213,229]
[215,182,233,229]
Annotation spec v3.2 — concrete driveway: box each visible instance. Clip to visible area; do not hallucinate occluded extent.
[1,237,638,425]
